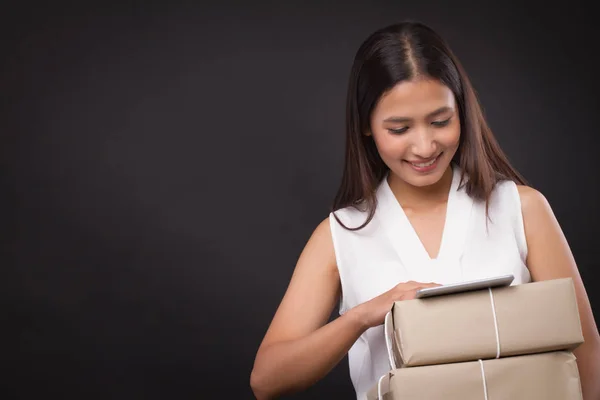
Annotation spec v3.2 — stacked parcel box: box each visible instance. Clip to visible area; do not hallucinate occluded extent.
[368,278,584,400]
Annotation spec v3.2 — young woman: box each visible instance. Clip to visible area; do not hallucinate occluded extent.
[250,21,600,400]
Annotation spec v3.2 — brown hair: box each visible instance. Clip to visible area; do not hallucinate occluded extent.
[331,21,527,230]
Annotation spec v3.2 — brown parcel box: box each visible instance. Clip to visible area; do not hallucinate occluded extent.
[368,351,583,400]
[389,278,584,367]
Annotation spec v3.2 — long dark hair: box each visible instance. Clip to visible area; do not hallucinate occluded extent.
[331,21,527,231]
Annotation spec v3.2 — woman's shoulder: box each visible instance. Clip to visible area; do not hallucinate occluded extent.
[490,180,552,226]
[515,184,548,209]
[515,184,553,224]
[490,179,544,204]
[483,180,549,226]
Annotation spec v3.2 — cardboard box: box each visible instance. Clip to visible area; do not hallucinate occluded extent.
[387,278,584,368]
[368,351,582,400]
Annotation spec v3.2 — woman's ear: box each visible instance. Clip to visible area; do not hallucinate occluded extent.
[364,130,372,137]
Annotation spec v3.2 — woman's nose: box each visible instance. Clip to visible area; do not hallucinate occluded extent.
[410,127,437,159]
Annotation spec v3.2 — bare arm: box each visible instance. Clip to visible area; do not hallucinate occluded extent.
[250,217,439,399]
[518,185,600,400]
[249,218,366,399]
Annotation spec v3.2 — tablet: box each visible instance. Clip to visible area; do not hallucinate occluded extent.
[414,274,514,299]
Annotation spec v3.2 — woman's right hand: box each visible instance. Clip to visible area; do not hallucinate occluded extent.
[352,281,442,329]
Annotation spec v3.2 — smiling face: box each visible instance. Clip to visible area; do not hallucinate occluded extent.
[368,78,461,188]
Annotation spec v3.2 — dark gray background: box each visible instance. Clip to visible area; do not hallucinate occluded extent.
[3,1,599,399]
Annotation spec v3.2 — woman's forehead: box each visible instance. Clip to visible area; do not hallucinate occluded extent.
[374,79,456,120]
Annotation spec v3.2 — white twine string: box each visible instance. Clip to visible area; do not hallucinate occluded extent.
[478,359,489,400]
[384,311,397,369]
[377,373,386,400]
[488,287,501,359]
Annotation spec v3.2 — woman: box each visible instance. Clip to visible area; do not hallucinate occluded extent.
[250,21,600,400]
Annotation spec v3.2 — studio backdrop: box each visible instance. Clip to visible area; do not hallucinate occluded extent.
[3,1,599,399]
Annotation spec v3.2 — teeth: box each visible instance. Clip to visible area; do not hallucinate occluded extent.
[411,157,437,168]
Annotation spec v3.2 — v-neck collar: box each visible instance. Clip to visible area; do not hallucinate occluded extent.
[375,164,474,270]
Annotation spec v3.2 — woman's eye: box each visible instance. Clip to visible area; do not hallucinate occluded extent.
[388,127,408,134]
[432,118,451,127]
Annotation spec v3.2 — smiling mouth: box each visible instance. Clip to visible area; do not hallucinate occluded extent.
[407,153,442,168]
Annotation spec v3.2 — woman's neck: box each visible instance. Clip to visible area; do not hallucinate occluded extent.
[387,165,454,209]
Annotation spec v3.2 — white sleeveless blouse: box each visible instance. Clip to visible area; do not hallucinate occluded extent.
[329,165,531,400]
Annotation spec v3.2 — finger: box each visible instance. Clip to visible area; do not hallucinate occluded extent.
[395,281,413,290]
[395,288,420,301]
[398,280,422,290]
[404,289,419,301]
